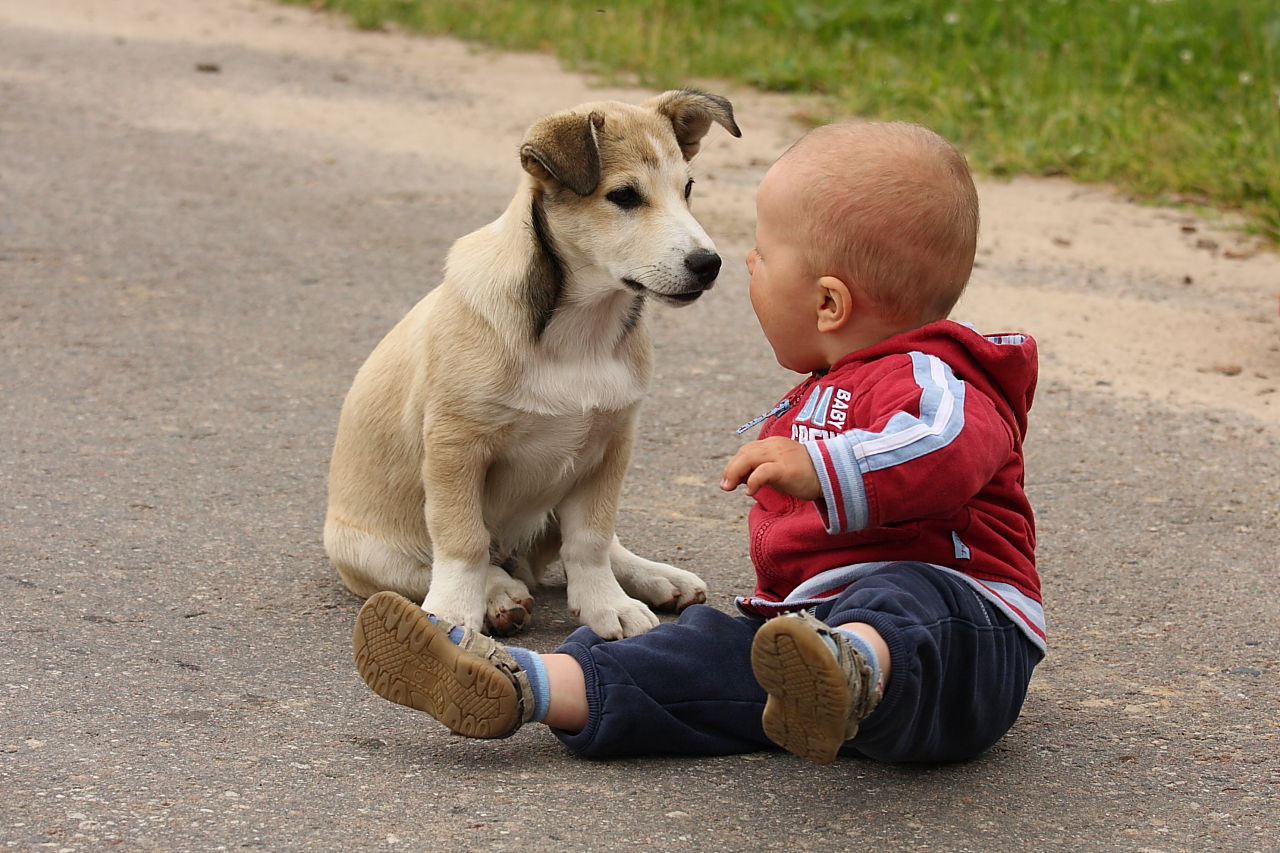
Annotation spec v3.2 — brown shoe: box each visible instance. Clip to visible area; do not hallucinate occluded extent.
[352,591,532,739]
[750,610,883,764]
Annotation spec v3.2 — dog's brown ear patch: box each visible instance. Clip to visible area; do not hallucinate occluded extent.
[645,90,742,161]
[519,111,603,196]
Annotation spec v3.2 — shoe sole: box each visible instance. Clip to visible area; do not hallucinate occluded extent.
[353,591,520,739]
[751,616,853,764]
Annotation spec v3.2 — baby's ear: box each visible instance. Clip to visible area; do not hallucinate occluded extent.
[816,276,854,333]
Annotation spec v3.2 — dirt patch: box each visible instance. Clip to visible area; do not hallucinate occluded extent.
[9,0,1276,425]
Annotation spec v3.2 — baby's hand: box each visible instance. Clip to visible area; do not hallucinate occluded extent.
[720,437,822,500]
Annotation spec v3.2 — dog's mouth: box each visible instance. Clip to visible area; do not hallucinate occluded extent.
[622,278,707,306]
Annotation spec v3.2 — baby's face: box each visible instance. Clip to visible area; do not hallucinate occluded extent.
[747,164,825,373]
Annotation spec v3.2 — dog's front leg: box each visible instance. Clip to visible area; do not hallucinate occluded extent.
[559,511,659,640]
[557,431,659,640]
[418,435,491,632]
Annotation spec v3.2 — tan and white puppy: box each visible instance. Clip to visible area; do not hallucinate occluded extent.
[325,91,740,638]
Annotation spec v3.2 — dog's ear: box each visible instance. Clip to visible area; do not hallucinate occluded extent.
[519,111,603,196]
[645,90,742,161]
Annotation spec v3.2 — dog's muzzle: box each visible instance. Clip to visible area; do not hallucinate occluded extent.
[624,249,722,306]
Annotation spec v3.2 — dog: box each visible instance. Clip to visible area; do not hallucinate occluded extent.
[325,90,740,639]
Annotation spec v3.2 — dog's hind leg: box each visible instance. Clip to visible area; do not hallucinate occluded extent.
[325,519,431,602]
[609,537,707,612]
[518,522,562,588]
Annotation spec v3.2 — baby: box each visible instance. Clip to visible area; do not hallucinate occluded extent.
[352,120,1043,764]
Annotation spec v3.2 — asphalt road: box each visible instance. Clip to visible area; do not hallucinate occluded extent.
[2,2,1277,851]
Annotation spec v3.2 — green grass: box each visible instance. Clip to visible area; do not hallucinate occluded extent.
[297,0,1280,241]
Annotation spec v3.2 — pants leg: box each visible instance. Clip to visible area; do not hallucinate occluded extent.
[551,604,771,758]
[553,563,1042,762]
[819,562,1042,763]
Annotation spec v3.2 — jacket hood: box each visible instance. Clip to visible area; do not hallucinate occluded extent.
[833,320,1038,439]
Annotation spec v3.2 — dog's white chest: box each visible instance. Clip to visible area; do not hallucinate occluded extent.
[483,410,614,547]
[502,278,651,416]
[507,354,643,416]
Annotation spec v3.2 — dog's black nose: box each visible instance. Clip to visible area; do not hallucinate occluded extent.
[684,249,722,286]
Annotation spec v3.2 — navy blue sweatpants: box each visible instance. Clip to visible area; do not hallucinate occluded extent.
[552,562,1042,762]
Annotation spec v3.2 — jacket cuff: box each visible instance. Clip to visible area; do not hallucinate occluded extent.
[805,435,870,534]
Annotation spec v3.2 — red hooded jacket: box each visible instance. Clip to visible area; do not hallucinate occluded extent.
[737,320,1044,650]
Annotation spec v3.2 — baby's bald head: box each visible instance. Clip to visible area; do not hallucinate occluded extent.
[772,121,979,325]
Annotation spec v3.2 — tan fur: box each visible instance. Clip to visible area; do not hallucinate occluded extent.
[325,92,740,638]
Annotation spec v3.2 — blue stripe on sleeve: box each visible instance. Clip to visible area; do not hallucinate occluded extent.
[800,352,965,533]
[804,442,839,533]
[804,438,870,534]
[849,352,965,472]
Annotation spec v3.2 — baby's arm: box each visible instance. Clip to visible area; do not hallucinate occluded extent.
[723,352,1013,530]
[806,358,1012,533]
[720,435,821,500]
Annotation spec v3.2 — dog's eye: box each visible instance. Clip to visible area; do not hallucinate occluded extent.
[684,179,694,201]
[606,186,643,209]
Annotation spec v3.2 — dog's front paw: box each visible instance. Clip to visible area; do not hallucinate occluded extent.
[420,596,486,633]
[484,565,534,637]
[421,558,488,632]
[611,549,708,612]
[571,594,660,640]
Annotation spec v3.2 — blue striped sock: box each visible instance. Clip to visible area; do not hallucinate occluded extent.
[506,646,550,723]
[425,615,550,722]
[833,627,882,690]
